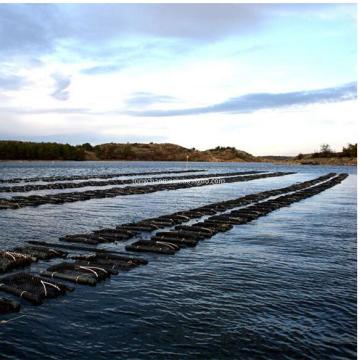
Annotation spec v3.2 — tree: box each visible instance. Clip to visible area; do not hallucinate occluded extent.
[0,141,85,160]
[81,143,93,151]
[341,143,357,157]
[320,144,332,154]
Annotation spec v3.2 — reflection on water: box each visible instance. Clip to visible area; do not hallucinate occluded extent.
[0,161,356,359]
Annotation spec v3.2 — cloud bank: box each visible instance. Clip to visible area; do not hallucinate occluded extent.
[125,82,357,117]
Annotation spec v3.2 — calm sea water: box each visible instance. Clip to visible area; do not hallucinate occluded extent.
[0,161,357,360]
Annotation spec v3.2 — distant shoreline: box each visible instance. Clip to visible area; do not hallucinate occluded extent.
[0,140,356,166]
[0,159,356,166]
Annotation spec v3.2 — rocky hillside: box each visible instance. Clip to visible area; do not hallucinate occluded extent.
[91,143,257,162]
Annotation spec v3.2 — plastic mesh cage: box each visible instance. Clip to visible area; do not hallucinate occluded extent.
[72,253,147,271]
[73,260,119,275]
[126,240,180,255]
[0,251,34,273]
[42,262,111,286]
[0,272,73,305]
[13,246,68,261]
[151,235,198,247]
[94,252,148,265]
[0,297,21,315]
[59,228,136,245]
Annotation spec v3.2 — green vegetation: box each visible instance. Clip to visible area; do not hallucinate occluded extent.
[94,143,135,160]
[341,143,357,157]
[309,143,357,159]
[291,143,357,165]
[0,141,86,160]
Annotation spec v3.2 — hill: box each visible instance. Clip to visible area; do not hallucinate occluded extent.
[0,141,257,162]
[92,143,257,162]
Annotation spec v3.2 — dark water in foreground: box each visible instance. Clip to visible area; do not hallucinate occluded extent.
[0,161,357,359]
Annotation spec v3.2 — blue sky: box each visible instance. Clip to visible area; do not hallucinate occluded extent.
[0,3,357,155]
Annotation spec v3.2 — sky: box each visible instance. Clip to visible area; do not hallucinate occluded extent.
[0,3,357,155]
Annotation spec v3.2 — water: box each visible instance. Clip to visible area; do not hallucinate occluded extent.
[0,161,356,359]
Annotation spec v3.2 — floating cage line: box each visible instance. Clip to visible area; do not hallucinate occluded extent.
[0,171,293,210]
[0,272,74,305]
[27,241,147,260]
[59,172,335,246]
[125,173,348,255]
[146,173,346,248]
[0,297,21,315]
[201,173,348,229]
[0,171,263,193]
[0,169,206,184]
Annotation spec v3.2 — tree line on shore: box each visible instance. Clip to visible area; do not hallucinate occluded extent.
[0,141,88,160]
[296,143,357,160]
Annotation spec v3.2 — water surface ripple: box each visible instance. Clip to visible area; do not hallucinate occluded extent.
[0,161,356,360]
